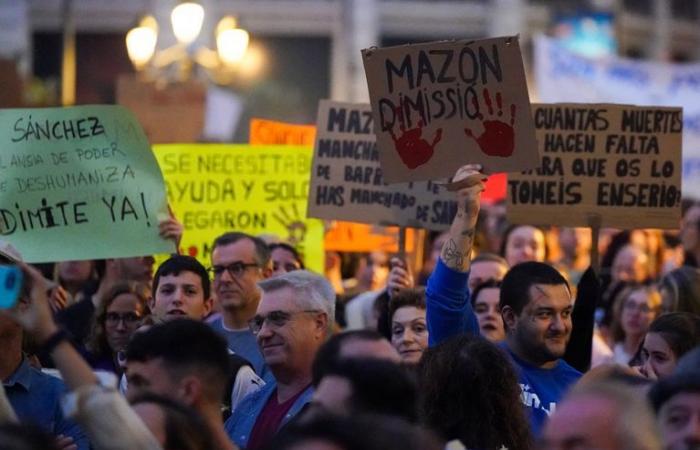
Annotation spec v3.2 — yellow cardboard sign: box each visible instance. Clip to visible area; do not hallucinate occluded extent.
[249,118,316,146]
[153,144,324,273]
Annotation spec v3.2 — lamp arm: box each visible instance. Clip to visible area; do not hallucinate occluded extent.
[193,46,220,69]
[151,44,187,69]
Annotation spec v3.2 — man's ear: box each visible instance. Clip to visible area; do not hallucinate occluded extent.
[261,265,273,279]
[313,312,329,339]
[501,305,517,331]
[203,297,214,316]
[177,375,203,407]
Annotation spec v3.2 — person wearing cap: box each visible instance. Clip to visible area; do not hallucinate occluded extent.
[649,347,700,450]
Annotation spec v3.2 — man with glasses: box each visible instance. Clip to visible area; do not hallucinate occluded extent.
[225,270,335,450]
[209,232,273,382]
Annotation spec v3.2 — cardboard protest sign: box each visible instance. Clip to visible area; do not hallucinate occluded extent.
[0,105,173,262]
[153,144,324,273]
[324,222,416,253]
[307,100,458,231]
[117,75,205,144]
[250,118,316,146]
[507,104,682,229]
[361,36,539,184]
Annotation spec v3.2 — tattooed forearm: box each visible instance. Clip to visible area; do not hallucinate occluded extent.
[442,239,470,271]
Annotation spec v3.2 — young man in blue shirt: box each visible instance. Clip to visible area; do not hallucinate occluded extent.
[426,164,581,437]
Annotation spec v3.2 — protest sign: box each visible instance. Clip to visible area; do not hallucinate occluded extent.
[0,105,173,262]
[117,75,205,144]
[534,34,700,200]
[507,104,682,229]
[250,118,316,146]
[308,100,458,231]
[153,144,324,273]
[361,36,539,184]
[324,222,416,253]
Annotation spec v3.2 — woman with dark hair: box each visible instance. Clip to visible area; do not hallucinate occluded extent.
[659,266,700,314]
[499,224,547,267]
[418,334,533,450]
[470,279,504,343]
[640,312,700,380]
[388,288,427,365]
[268,242,304,277]
[85,282,150,374]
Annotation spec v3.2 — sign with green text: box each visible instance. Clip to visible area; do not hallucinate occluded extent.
[0,105,174,262]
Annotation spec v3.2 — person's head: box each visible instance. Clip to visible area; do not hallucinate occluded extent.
[500,224,547,267]
[269,242,304,277]
[641,312,700,379]
[649,348,700,450]
[470,280,505,342]
[542,381,661,450]
[611,244,650,283]
[56,260,97,291]
[251,270,335,378]
[87,281,150,356]
[388,288,427,365]
[467,252,508,291]
[264,414,441,450]
[211,232,272,315]
[312,330,401,386]
[125,319,230,409]
[558,227,592,261]
[660,266,700,315]
[0,424,60,450]
[418,334,532,450]
[130,392,216,450]
[680,203,700,254]
[151,255,212,321]
[310,358,417,422]
[357,251,389,292]
[611,284,662,343]
[500,262,572,366]
[109,255,156,283]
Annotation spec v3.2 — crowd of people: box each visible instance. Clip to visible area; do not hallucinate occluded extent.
[1,163,699,450]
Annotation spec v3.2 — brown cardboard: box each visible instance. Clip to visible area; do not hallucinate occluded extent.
[361,36,538,184]
[507,103,683,229]
[307,100,457,231]
[116,75,205,144]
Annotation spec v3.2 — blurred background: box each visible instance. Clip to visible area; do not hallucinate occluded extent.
[0,0,698,142]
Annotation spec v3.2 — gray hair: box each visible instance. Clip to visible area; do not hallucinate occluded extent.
[258,270,335,334]
[565,381,662,450]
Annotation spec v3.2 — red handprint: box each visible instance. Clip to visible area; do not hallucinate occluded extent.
[465,89,516,158]
[389,109,443,169]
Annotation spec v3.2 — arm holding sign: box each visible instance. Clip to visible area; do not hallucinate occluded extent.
[9,263,163,450]
[426,165,486,346]
[158,205,184,254]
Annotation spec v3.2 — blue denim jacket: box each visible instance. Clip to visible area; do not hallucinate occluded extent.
[4,357,89,450]
[224,379,313,448]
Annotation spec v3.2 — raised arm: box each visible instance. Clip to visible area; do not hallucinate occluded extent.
[426,165,486,346]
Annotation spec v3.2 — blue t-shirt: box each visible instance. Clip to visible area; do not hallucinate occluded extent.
[4,358,89,450]
[209,316,273,383]
[501,343,581,436]
[426,259,582,436]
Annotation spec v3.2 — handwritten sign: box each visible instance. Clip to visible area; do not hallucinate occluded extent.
[361,36,539,183]
[250,118,316,146]
[0,105,173,262]
[307,100,458,231]
[507,104,683,229]
[153,144,324,273]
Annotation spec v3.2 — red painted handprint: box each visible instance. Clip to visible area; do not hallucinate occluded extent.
[389,107,443,169]
[465,89,516,158]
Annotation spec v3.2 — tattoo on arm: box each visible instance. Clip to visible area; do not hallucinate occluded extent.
[442,239,468,270]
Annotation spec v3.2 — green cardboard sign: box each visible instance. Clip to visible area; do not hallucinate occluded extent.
[0,105,174,262]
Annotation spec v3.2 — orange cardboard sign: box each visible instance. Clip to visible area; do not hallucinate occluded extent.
[250,118,316,146]
[324,222,415,253]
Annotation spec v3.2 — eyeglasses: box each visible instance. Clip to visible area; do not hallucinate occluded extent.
[105,312,142,326]
[248,309,321,334]
[208,262,259,278]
